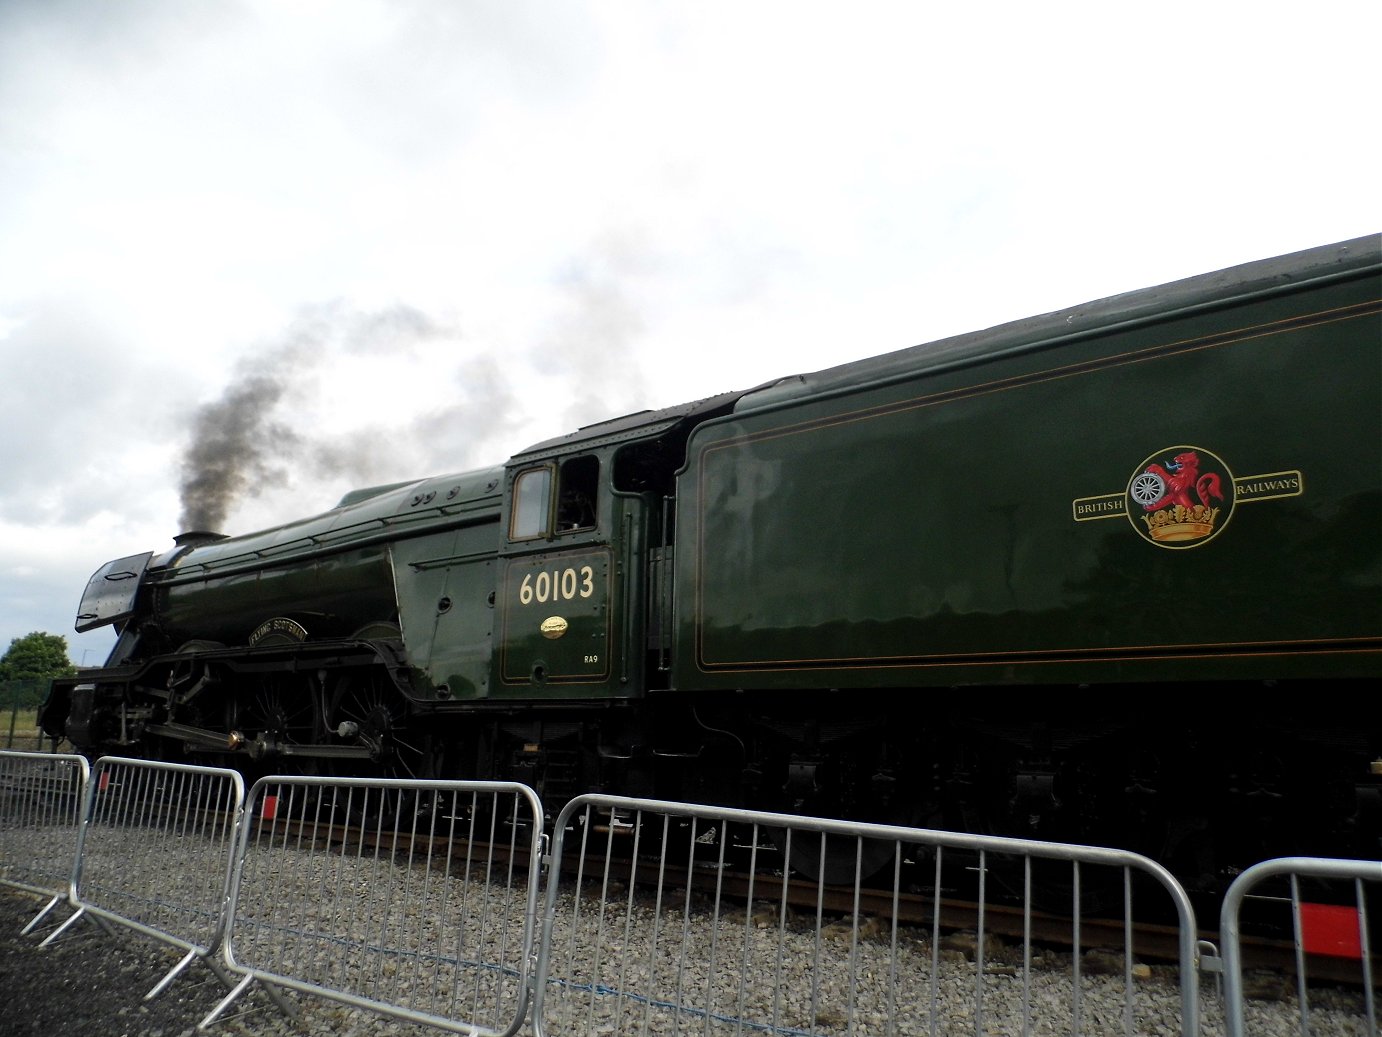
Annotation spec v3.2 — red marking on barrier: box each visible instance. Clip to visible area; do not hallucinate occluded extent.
[1299,902,1363,959]
[262,794,278,820]
[98,771,109,791]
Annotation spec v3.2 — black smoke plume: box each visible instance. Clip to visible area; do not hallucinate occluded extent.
[177,368,300,533]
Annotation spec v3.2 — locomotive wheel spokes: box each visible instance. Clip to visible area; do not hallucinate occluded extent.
[235,679,322,762]
[327,672,427,781]
[317,671,437,830]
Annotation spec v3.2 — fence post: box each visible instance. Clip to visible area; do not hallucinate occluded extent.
[4,680,18,749]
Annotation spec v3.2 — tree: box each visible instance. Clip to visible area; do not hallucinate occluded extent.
[0,631,76,683]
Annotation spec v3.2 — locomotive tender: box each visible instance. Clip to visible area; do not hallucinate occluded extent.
[43,235,1382,889]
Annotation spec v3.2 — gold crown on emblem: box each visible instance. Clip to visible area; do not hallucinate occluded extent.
[1141,504,1220,541]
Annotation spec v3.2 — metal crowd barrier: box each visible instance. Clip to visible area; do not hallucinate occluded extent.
[205,775,545,1035]
[14,757,1375,1036]
[40,756,248,1001]
[532,795,1203,1037]
[1220,856,1379,1037]
[0,749,89,933]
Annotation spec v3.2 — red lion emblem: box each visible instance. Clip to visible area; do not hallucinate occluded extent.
[1139,451,1224,511]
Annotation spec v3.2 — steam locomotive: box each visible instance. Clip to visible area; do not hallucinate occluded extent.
[42,235,1382,890]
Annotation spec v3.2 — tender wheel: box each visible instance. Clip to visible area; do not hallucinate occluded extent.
[771,827,899,886]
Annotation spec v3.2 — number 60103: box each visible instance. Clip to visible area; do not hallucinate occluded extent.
[518,565,595,605]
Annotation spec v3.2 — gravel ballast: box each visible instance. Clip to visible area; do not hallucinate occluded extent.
[0,892,434,1037]
[3,885,1374,1037]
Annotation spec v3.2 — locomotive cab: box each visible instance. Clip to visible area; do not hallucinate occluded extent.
[494,454,619,694]
[492,392,744,703]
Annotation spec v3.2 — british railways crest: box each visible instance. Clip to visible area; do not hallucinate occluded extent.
[1072,445,1303,550]
[1125,446,1233,547]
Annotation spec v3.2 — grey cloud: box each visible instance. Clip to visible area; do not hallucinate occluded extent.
[0,0,246,88]
[0,304,182,527]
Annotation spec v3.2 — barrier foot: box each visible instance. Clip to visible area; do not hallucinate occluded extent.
[19,893,61,936]
[37,904,85,948]
[198,971,256,1031]
[195,971,296,1031]
[146,947,198,1001]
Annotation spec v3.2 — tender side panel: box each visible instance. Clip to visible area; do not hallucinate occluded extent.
[676,269,1382,688]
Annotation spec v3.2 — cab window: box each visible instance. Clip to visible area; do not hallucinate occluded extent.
[556,455,599,533]
[509,467,552,541]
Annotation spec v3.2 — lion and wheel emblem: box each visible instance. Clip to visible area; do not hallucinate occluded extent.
[1125,445,1235,548]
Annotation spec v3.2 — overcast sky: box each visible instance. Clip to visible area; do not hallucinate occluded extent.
[2,0,1378,666]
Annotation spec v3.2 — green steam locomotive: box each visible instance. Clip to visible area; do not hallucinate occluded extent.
[43,234,1381,889]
